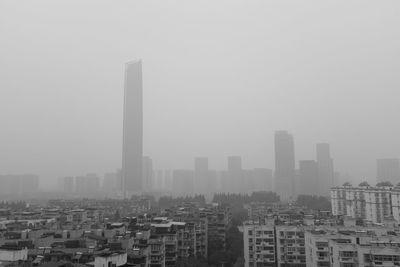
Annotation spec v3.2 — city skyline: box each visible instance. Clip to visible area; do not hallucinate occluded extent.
[2,2,400,266]
[2,2,400,189]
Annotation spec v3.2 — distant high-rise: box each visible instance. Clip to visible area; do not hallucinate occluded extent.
[60,176,74,193]
[228,156,242,172]
[172,170,194,196]
[274,131,296,200]
[299,160,318,196]
[316,143,334,196]
[377,158,400,185]
[225,156,243,193]
[102,172,117,192]
[252,168,273,192]
[194,157,209,194]
[85,173,100,193]
[122,60,143,195]
[194,157,217,195]
[142,156,153,192]
[0,174,39,195]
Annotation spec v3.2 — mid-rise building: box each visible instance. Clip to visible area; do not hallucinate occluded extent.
[243,221,306,267]
[306,227,400,267]
[331,183,400,224]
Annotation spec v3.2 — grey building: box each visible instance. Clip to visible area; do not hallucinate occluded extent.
[299,160,318,196]
[122,60,143,196]
[274,130,296,200]
[377,158,400,185]
[316,143,334,196]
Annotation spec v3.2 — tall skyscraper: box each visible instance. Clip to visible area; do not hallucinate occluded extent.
[274,131,296,200]
[298,160,318,196]
[316,143,334,196]
[377,158,400,185]
[122,60,143,196]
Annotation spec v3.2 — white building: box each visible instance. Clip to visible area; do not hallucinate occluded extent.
[331,183,400,224]
[0,247,28,262]
[94,252,127,267]
[306,227,400,267]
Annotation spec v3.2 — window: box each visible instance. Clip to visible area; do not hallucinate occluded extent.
[339,251,356,258]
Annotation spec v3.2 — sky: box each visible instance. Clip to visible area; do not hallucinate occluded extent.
[1,1,400,189]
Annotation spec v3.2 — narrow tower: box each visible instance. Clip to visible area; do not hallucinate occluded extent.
[122,60,143,196]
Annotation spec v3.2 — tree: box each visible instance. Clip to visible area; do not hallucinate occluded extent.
[376,181,393,187]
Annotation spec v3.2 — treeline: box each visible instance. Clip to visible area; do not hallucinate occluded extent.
[158,195,206,209]
[296,195,331,211]
[212,191,280,206]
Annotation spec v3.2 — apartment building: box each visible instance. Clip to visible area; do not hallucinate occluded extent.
[331,183,400,224]
[243,220,276,267]
[305,227,400,267]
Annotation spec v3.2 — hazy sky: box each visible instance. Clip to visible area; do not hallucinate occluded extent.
[1,1,400,188]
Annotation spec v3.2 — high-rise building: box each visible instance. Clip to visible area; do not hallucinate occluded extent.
[228,156,242,171]
[154,170,164,191]
[122,60,143,196]
[299,160,318,196]
[85,173,100,193]
[102,172,117,192]
[60,176,74,193]
[0,174,39,195]
[377,158,400,184]
[274,131,296,200]
[75,176,86,193]
[225,156,243,193]
[252,168,273,193]
[194,157,209,194]
[242,168,273,193]
[142,156,153,192]
[316,143,334,196]
[172,170,194,196]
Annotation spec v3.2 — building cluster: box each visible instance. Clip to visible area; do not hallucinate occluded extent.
[0,199,232,267]
[171,157,273,196]
[58,156,274,198]
[0,175,39,196]
[243,202,400,267]
[58,174,118,196]
[331,182,400,224]
[274,131,335,200]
